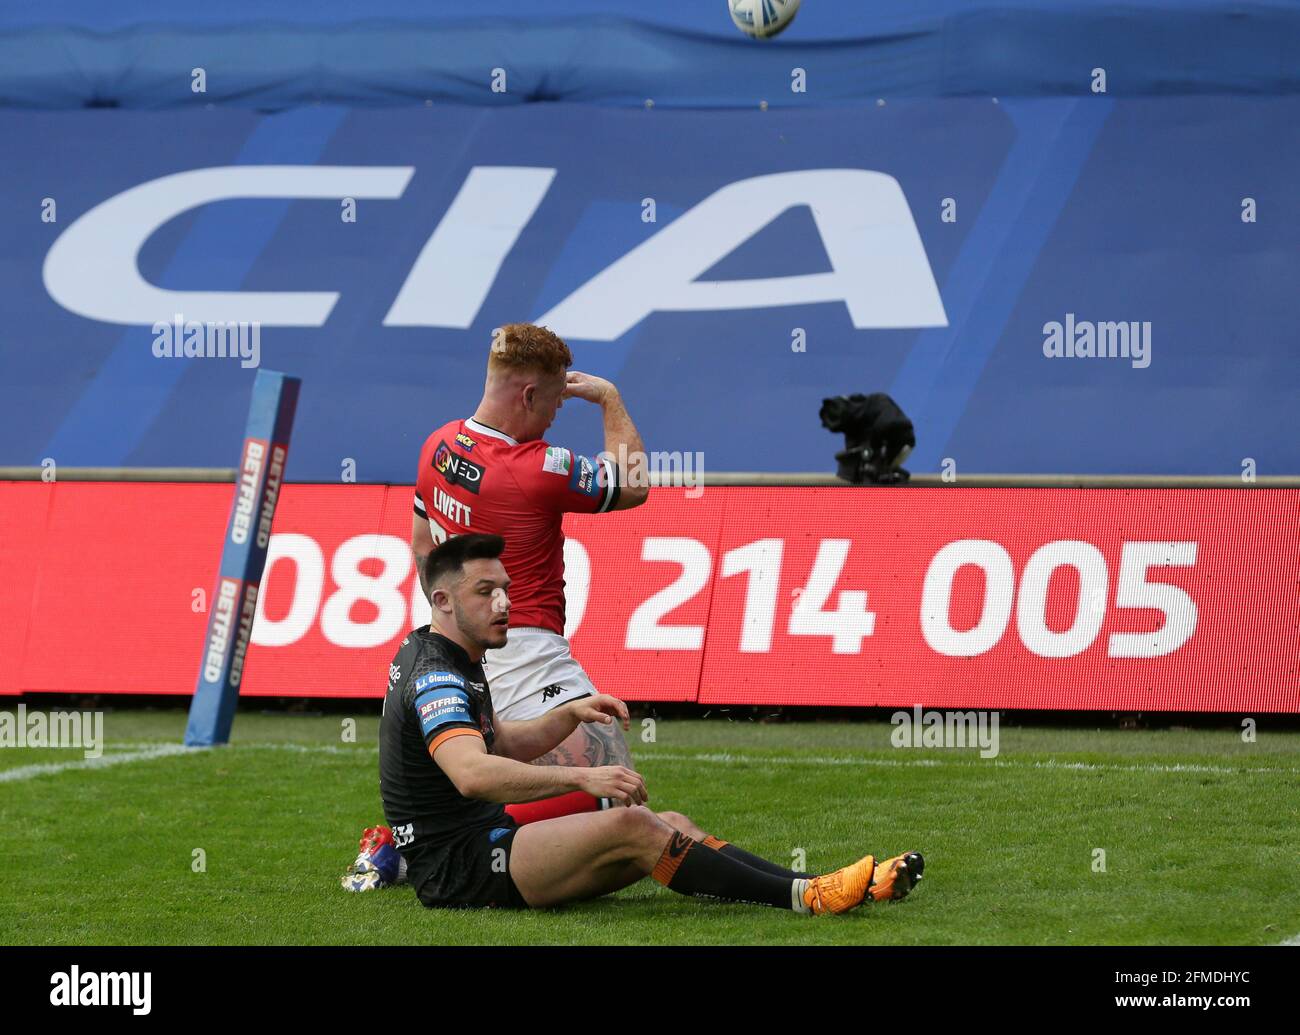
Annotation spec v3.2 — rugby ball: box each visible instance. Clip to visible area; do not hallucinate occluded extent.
[729,0,801,40]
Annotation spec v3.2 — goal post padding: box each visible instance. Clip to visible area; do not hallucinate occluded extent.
[184,370,301,747]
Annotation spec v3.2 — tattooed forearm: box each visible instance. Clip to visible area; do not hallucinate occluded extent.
[530,720,634,768]
[580,718,634,767]
[530,741,584,768]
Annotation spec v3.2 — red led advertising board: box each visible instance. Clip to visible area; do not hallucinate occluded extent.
[2,483,1296,712]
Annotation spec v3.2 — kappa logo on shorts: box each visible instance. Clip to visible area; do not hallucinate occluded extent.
[540,684,565,701]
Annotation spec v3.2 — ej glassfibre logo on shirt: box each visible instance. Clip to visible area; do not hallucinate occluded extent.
[433,441,484,494]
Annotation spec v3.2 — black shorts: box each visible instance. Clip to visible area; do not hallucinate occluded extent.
[404,823,528,909]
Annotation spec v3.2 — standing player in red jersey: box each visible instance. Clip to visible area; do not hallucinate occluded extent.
[411,322,648,770]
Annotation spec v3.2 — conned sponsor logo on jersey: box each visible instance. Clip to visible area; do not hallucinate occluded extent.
[433,441,484,493]
[413,671,466,692]
[455,432,476,451]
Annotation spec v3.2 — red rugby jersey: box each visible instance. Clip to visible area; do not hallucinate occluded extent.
[414,416,620,634]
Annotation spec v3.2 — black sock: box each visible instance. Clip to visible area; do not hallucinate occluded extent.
[653,833,806,911]
[702,835,806,879]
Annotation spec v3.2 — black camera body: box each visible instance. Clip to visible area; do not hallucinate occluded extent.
[819,393,915,485]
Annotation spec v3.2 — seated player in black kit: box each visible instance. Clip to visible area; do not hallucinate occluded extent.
[381,533,924,913]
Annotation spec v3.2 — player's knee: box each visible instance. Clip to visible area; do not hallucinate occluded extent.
[608,805,670,856]
[656,810,688,829]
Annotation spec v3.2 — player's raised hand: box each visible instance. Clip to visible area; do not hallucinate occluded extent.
[563,370,617,406]
[568,693,630,731]
[578,765,647,807]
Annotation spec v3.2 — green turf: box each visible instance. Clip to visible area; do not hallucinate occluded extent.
[2,711,1297,945]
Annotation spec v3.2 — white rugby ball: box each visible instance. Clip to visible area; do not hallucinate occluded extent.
[729,0,801,40]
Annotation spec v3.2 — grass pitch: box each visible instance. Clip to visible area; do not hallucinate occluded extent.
[2,711,1297,945]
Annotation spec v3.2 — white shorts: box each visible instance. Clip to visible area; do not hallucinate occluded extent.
[482,627,598,721]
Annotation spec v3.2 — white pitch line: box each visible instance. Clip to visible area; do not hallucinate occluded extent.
[0,743,197,783]
[222,742,365,756]
[107,743,1300,776]
[112,741,367,756]
[1280,933,1300,946]
[634,751,1300,777]
[15,743,1296,781]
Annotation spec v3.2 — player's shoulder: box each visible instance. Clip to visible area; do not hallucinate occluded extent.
[396,630,469,699]
[390,629,423,673]
[506,438,574,477]
[479,437,568,500]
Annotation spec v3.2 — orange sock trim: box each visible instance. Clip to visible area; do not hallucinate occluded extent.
[651,832,695,886]
[702,835,728,850]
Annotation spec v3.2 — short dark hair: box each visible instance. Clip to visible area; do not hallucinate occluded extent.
[423,533,506,592]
